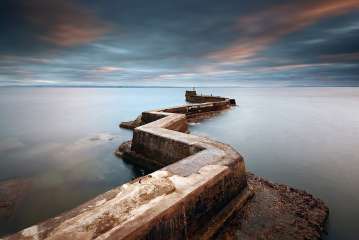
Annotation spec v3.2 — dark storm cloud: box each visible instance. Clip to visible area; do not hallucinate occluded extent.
[1,0,359,86]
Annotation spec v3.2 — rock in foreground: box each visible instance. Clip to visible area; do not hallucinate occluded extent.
[215,173,329,240]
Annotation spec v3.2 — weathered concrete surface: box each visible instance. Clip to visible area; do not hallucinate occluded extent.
[4,166,252,240]
[214,173,329,240]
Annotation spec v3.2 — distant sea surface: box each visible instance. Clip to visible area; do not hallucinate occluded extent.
[0,87,358,239]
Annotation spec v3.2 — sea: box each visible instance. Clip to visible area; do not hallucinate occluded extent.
[0,87,358,239]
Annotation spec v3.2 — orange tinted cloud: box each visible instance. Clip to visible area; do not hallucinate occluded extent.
[95,66,124,73]
[26,0,110,47]
[40,23,108,47]
[209,0,359,61]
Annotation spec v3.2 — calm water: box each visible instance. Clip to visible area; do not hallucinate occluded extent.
[0,87,358,239]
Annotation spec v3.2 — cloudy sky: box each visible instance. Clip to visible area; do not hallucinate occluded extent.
[1,0,359,87]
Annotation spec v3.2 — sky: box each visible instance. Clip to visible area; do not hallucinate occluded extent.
[1,0,359,87]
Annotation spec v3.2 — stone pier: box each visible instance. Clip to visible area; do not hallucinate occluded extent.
[115,92,252,239]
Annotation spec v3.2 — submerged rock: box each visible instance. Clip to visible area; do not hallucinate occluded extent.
[119,115,144,129]
[0,178,31,220]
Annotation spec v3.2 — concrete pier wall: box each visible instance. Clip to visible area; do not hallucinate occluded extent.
[115,96,252,238]
[6,93,253,240]
[120,99,234,130]
[130,99,235,167]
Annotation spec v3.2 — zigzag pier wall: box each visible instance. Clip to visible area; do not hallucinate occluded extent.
[115,96,252,239]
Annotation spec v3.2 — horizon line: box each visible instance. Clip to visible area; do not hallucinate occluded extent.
[1,85,359,88]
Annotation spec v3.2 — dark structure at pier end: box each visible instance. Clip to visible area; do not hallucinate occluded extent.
[5,91,328,240]
[185,90,236,106]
